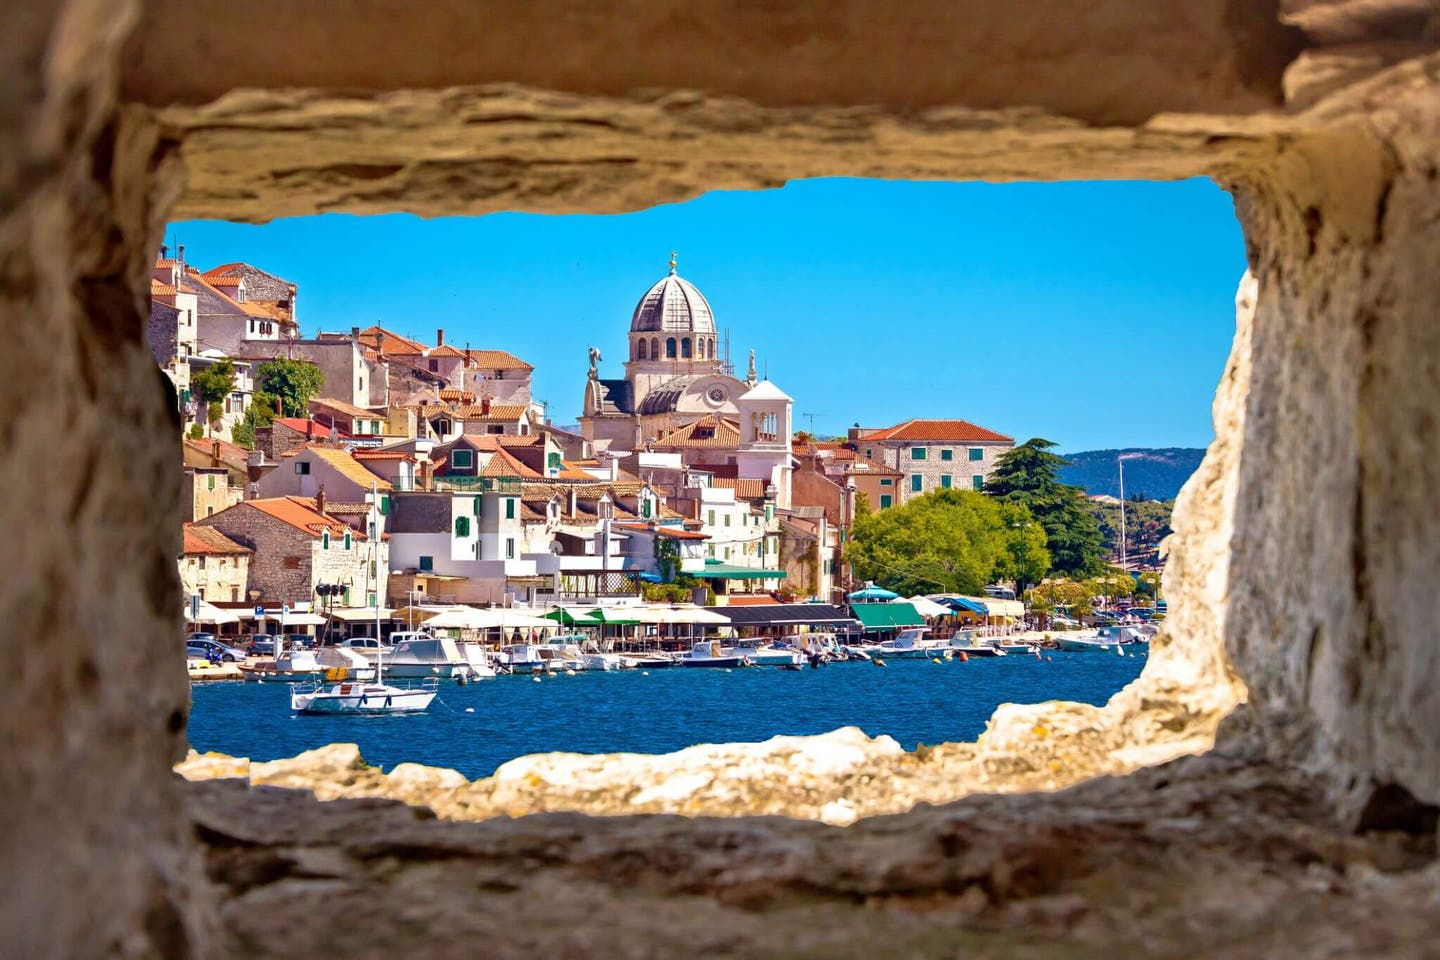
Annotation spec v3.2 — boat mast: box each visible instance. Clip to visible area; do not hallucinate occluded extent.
[1118,456,1128,575]
[372,481,383,683]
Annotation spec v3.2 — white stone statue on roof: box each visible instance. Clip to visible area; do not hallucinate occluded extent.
[746,348,757,385]
[588,345,602,380]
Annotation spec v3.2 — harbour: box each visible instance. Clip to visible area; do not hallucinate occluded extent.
[189,648,1146,778]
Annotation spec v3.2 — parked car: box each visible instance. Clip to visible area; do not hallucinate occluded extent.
[246,635,279,657]
[1049,615,1081,629]
[186,632,216,643]
[185,638,248,663]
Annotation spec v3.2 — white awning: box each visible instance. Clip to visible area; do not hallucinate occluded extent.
[904,596,953,618]
[330,606,394,622]
[635,605,731,624]
[187,599,238,624]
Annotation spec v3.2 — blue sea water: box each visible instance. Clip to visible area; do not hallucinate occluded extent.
[188,651,1148,779]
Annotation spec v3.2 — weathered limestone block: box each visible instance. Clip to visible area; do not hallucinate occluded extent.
[0,2,209,957]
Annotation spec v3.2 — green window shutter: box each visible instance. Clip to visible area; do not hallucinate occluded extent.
[322,531,330,550]
[344,531,352,549]
[724,514,731,527]
[707,510,715,526]
[379,495,389,515]
[642,499,651,518]
[419,555,433,571]
[505,498,516,520]
[940,475,952,489]
[207,475,215,491]
[972,475,985,491]
[940,449,953,461]
[911,474,923,492]
[474,496,482,517]
[506,538,515,559]
[456,516,470,537]
[911,447,926,460]
[880,494,893,509]
[969,447,984,461]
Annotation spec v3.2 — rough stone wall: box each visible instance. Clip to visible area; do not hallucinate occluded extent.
[0,3,212,957]
[198,507,315,605]
[1221,66,1440,821]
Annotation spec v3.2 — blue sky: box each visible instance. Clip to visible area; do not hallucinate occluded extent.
[170,177,1243,451]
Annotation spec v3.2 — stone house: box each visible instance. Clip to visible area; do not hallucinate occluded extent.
[182,437,251,491]
[197,496,387,608]
[149,253,199,412]
[308,397,387,438]
[256,444,394,506]
[179,523,252,604]
[776,508,838,602]
[460,347,537,417]
[187,265,288,357]
[200,261,299,332]
[850,419,1014,504]
[254,417,334,461]
[183,467,242,522]
[243,337,387,409]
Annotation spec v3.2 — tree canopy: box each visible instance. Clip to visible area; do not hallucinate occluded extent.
[254,358,325,417]
[846,489,1049,596]
[985,438,1105,577]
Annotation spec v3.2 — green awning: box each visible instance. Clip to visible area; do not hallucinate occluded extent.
[851,602,925,631]
[692,561,787,581]
[590,608,640,625]
[543,608,601,626]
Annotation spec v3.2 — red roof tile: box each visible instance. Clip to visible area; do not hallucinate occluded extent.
[182,523,251,556]
[465,349,533,371]
[358,325,427,356]
[858,419,1013,443]
[228,497,364,540]
[271,418,333,438]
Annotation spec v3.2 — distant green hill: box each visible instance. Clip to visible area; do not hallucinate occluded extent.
[1056,448,1206,500]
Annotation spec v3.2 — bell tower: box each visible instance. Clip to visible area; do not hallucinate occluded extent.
[735,380,793,509]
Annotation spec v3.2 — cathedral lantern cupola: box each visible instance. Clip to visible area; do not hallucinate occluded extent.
[627,252,719,370]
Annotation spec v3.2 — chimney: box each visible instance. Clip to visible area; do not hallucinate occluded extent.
[160,243,169,259]
[177,243,185,265]
[436,328,445,346]
[351,326,360,340]
[315,485,326,515]
[481,395,492,415]
[211,440,221,465]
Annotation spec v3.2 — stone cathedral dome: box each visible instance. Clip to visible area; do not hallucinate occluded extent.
[629,255,716,335]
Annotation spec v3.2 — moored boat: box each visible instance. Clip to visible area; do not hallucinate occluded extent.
[677,640,747,668]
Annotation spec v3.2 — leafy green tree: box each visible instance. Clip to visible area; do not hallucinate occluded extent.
[254,358,325,417]
[853,490,872,519]
[985,438,1105,577]
[187,423,205,440]
[232,389,280,450]
[847,489,1016,596]
[996,502,1051,595]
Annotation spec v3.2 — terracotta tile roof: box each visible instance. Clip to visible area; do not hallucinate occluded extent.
[358,325,427,356]
[204,275,243,287]
[554,461,595,481]
[183,437,250,473]
[293,445,393,490]
[238,496,364,540]
[858,419,1013,443]
[415,403,527,422]
[713,477,768,499]
[846,462,902,477]
[651,415,741,449]
[271,418,333,438]
[311,396,382,420]
[480,448,542,480]
[353,449,413,461]
[321,502,371,515]
[427,344,466,358]
[614,523,709,540]
[495,434,542,447]
[185,267,272,319]
[465,349,533,371]
[202,262,246,276]
[438,388,475,403]
[151,281,178,296]
[182,523,251,556]
[726,595,779,607]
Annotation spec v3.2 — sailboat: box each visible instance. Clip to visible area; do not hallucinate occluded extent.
[290,485,439,715]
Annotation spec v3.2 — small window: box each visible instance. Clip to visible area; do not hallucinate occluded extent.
[642,499,652,519]
[343,531,352,550]
[506,538,516,559]
[865,449,872,459]
[197,555,206,570]
[940,449,954,461]
[724,514,731,527]
[295,461,310,475]
[911,474,923,492]
[455,516,471,537]
[880,478,892,487]
[911,447,926,460]
[428,359,439,372]
[207,475,215,491]
[505,498,516,520]
[879,494,893,508]
[969,448,984,462]
[379,495,389,515]
[419,555,434,572]
[637,339,648,360]
[940,475,952,489]
[681,337,692,359]
[322,531,330,549]
[665,338,677,359]
[283,556,301,569]
[451,449,473,469]
[707,510,716,526]
[972,475,985,491]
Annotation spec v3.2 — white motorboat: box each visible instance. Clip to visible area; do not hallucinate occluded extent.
[384,632,485,679]
[722,640,804,667]
[290,678,440,713]
[677,640,747,669]
[877,628,953,661]
[948,632,1007,657]
[575,636,626,671]
[500,642,583,673]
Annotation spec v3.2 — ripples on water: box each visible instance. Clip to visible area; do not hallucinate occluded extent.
[188,651,1148,778]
